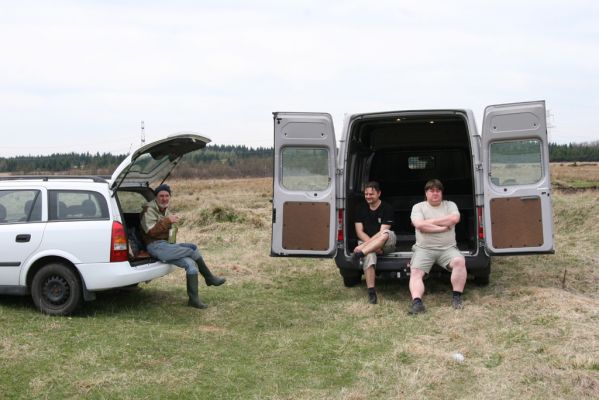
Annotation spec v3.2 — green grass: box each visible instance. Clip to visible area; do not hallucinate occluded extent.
[1,178,598,399]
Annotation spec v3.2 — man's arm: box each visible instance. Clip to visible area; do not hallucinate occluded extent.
[378,224,392,233]
[355,222,371,243]
[411,218,451,233]
[426,213,460,227]
[141,206,176,237]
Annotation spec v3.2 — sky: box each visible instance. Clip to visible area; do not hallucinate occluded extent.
[1,0,598,156]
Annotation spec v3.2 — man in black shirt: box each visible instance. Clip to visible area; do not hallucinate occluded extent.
[353,181,396,304]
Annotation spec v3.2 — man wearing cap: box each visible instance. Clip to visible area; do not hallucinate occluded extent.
[141,183,226,309]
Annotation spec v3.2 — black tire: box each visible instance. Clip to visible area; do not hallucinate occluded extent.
[31,263,82,316]
[473,274,490,286]
[340,271,362,287]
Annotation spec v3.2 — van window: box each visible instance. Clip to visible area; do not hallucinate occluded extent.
[0,190,42,223]
[48,190,109,220]
[489,139,543,186]
[408,155,435,170]
[281,147,330,191]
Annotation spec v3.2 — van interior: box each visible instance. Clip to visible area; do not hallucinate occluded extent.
[345,113,477,255]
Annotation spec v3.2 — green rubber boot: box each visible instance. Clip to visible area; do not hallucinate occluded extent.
[196,257,226,286]
[186,274,208,309]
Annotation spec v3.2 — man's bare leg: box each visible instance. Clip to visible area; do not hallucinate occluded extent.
[354,232,388,255]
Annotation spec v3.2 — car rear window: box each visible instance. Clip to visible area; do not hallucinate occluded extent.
[48,190,109,221]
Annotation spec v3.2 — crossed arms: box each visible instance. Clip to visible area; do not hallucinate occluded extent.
[411,213,460,233]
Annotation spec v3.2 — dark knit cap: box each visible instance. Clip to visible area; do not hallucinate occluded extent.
[154,184,171,196]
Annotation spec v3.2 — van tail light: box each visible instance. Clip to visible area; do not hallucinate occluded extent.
[477,206,485,240]
[337,209,344,241]
[110,221,129,262]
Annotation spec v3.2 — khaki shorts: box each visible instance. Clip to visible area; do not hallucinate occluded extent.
[360,230,397,271]
[410,245,463,274]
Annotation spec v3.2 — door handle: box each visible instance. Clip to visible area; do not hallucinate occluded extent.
[16,234,31,243]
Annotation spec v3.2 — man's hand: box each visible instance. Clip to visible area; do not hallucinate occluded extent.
[168,214,180,224]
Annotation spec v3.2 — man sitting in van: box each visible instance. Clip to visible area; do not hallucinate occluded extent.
[141,184,226,309]
[353,181,396,304]
[408,179,466,314]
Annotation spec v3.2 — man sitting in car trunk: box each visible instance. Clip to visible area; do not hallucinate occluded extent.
[353,181,396,304]
[141,184,226,309]
[408,179,466,314]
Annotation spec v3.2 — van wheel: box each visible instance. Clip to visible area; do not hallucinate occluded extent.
[474,274,490,286]
[340,271,362,287]
[31,263,82,316]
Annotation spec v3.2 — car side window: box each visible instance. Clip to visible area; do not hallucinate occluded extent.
[0,190,42,224]
[48,190,109,221]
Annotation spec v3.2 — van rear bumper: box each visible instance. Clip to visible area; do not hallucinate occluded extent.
[334,248,491,278]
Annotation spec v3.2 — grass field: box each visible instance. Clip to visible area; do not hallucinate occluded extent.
[1,164,598,399]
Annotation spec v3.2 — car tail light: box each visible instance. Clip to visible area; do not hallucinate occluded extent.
[477,206,485,240]
[337,209,344,241]
[110,221,129,262]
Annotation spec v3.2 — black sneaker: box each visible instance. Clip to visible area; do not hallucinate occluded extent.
[368,290,378,305]
[452,295,464,310]
[408,300,426,315]
[352,251,365,261]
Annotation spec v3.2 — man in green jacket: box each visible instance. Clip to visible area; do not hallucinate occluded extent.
[141,184,226,309]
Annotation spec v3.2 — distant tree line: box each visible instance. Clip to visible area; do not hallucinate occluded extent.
[548,141,599,162]
[1,142,597,176]
[0,145,273,178]
[0,152,126,175]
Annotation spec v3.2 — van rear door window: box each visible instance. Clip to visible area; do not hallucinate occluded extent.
[281,147,330,191]
[489,139,543,186]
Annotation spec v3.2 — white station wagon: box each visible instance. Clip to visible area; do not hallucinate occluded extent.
[0,133,209,315]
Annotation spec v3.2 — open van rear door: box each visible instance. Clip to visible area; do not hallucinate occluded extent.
[271,112,337,257]
[481,101,554,255]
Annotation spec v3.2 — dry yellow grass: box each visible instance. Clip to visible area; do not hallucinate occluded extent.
[551,162,599,190]
[150,176,599,399]
[2,176,598,399]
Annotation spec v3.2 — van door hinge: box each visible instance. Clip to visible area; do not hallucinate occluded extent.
[475,163,483,171]
[336,168,343,175]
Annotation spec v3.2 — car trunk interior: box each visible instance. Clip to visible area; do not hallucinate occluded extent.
[345,112,476,254]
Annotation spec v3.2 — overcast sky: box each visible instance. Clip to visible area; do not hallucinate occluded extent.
[1,0,597,156]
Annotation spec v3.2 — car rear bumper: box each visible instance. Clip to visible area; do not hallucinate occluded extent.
[76,261,177,290]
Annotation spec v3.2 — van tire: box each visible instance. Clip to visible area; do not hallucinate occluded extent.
[473,274,490,286]
[340,271,362,287]
[31,263,82,316]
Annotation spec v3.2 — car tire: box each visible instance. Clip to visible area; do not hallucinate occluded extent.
[31,263,82,316]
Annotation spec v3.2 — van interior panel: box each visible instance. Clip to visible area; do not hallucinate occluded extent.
[490,197,544,249]
[282,202,330,251]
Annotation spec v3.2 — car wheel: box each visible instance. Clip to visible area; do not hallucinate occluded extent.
[31,263,82,316]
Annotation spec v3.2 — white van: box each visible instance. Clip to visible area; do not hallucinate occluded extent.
[270,101,554,286]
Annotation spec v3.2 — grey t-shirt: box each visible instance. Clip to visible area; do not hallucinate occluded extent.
[410,200,460,250]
